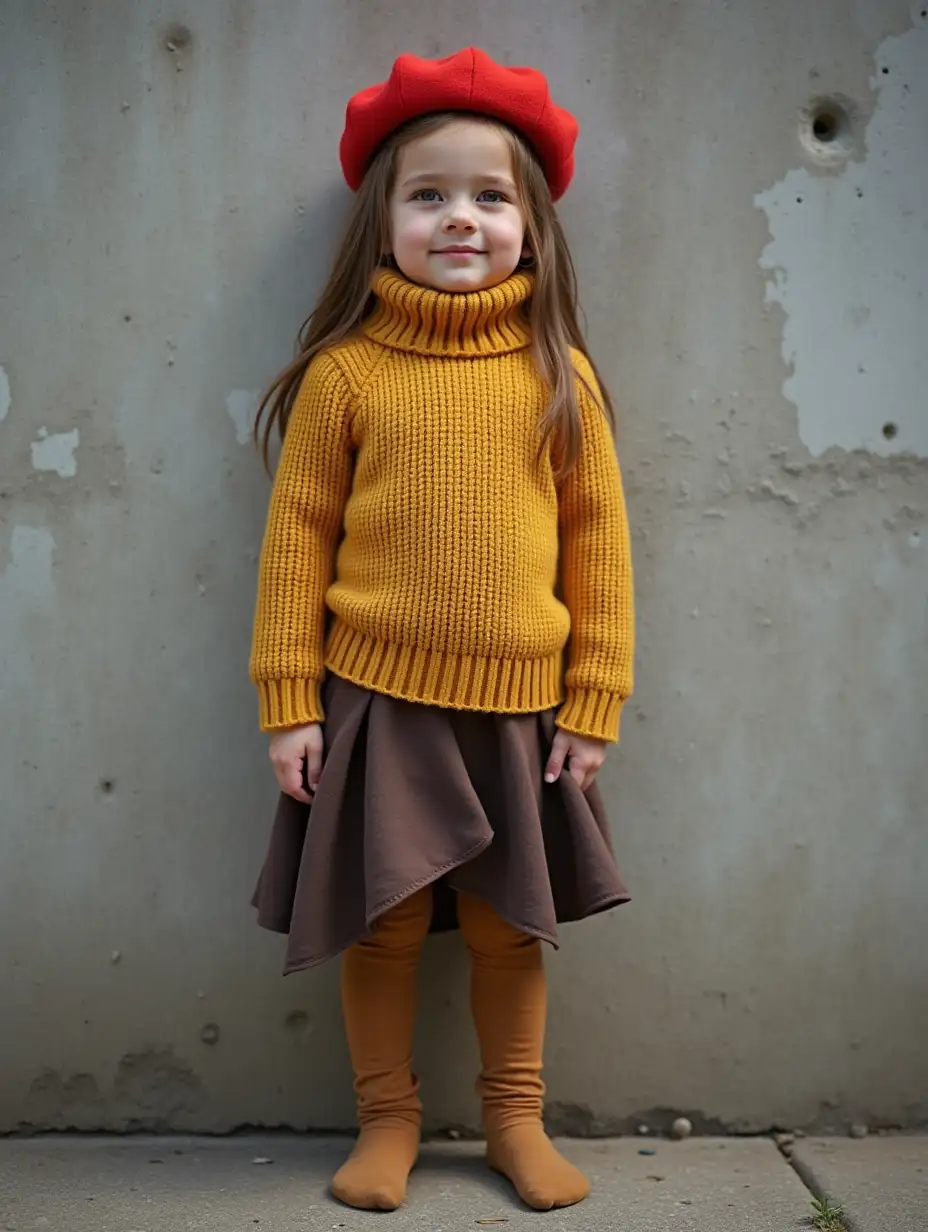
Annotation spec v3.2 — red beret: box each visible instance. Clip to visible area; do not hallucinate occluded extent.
[339,47,578,201]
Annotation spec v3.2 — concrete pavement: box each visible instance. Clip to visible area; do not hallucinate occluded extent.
[790,1136,928,1232]
[0,1134,925,1231]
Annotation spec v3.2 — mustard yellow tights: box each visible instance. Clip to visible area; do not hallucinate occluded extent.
[331,887,589,1211]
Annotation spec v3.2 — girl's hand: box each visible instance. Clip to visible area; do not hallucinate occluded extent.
[544,729,607,792]
[269,723,324,804]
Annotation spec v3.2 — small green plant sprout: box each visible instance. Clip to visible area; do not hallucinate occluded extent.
[808,1193,845,1232]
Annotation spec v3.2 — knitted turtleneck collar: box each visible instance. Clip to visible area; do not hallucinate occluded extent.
[362,267,534,357]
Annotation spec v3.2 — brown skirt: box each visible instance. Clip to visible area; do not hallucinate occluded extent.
[252,674,630,974]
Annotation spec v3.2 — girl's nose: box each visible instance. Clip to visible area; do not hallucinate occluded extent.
[442,205,477,233]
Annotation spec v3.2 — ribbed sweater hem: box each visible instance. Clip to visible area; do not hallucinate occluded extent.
[325,619,565,716]
[254,633,626,743]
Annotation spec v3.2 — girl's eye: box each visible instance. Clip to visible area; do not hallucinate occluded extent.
[477,189,507,204]
[412,188,442,202]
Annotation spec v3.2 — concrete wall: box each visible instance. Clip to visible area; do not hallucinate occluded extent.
[2,0,926,1135]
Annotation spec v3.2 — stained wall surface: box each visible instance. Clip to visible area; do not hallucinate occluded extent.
[1,0,926,1133]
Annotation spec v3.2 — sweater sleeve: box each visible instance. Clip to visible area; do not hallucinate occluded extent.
[249,350,354,731]
[556,353,635,743]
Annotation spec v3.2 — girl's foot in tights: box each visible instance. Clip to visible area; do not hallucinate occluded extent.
[458,891,591,1209]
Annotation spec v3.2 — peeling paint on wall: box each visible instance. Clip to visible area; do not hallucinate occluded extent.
[226,390,259,445]
[30,428,80,477]
[755,20,928,458]
[0,365,10,423]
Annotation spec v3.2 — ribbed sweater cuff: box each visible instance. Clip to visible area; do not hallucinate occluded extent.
[256,678,324,732]
[557,688,624,743]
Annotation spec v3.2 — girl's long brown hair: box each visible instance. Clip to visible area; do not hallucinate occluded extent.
[255,112,614,477]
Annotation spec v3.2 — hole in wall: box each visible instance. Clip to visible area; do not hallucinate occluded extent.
[100,778,115,794]
[882,423,899,441]
[812,111,839,142]
[799,95,858,166]
[164,23,192,53]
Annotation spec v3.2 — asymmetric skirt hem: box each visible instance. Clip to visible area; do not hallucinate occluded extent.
[252,674,630,974]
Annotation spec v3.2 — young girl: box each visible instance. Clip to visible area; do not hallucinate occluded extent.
[250,47,634,1213]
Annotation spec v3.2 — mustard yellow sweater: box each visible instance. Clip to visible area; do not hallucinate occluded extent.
[250,269,634,742]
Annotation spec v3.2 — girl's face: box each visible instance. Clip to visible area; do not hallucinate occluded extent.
[389,118,528,293]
